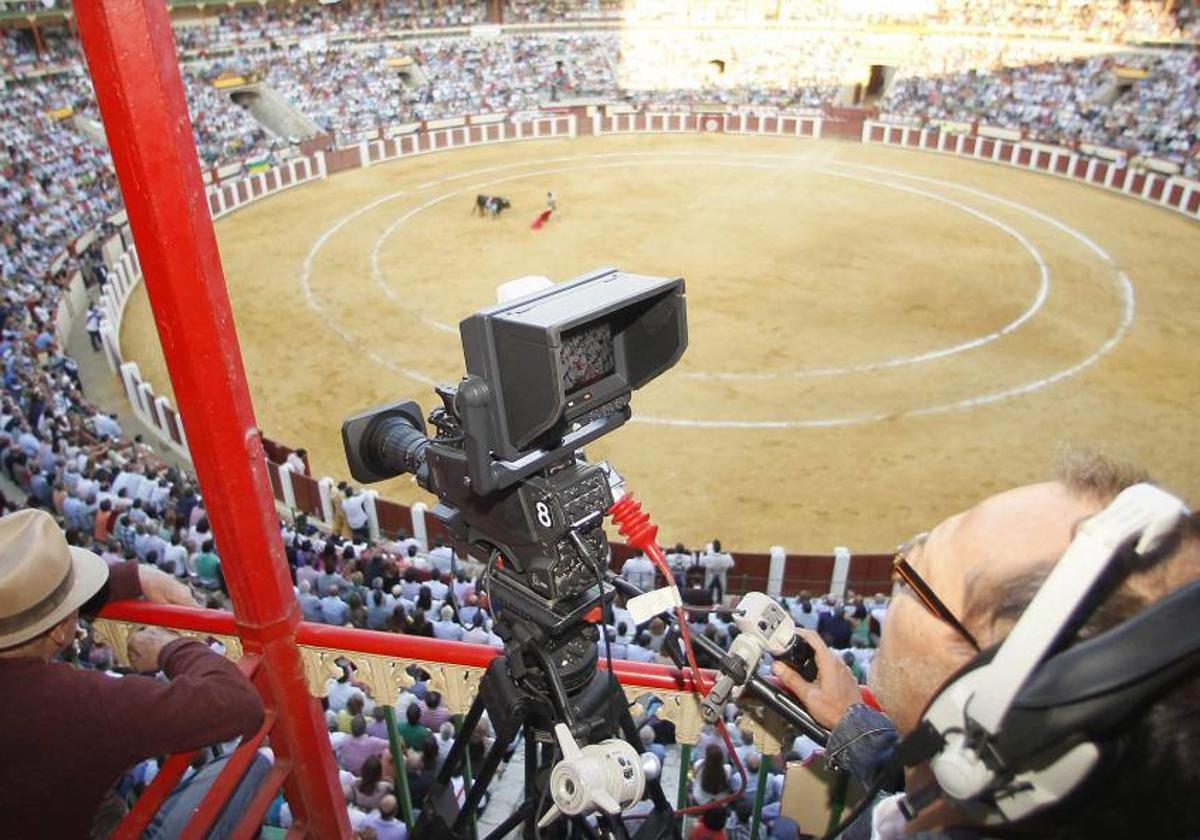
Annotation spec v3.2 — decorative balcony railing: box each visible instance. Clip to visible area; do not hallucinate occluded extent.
[93,599,844,838]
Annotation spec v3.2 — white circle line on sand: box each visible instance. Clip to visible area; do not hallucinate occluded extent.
[634,271,1135,428]
[366,154,1050,380]
[300,151,821,378]
[683,164,1053,379]
[301,145,1133,428]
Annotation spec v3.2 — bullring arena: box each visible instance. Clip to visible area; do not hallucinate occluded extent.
[7,2,1200,836]
[118,115,1200,552]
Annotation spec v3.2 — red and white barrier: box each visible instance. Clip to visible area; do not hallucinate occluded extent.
[595,110,823,139]
[863,119,1200,221]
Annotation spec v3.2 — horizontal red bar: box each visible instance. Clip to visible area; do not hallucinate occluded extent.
[98,602,710,693]
[110,749,201,840]
[231,761,292,840]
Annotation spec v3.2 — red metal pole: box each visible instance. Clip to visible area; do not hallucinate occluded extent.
[70,2,349,836]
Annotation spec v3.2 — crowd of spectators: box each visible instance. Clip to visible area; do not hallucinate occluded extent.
[0,72,120,282]
[883,48,1200,166]
[2,0,1197,182]
[180,64,280,165]
[276,505,888,836]
[260,33,619,141]
[0,407,885,837]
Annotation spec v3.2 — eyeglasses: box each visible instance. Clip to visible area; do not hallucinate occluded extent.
[893,533,980,651]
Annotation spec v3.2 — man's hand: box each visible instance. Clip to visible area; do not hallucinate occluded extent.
[137,565,199,606]
[772,628,863,729]
[128,626,181,672]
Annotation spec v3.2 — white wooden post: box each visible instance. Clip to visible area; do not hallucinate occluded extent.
[174,411,188,453]
[153,395,172,439]
[1141,173,1158,198]
[119,361,142,415]
[767,545,786,598]
[830,546,851,598]
[410,501,429,551]
[136,382,156,428]
[279,463,298,511]
[365,490,381,542]
[100,326,120,373]
[317,476,337,527]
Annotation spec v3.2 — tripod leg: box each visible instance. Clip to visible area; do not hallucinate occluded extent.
[454,728,518,836]
[571,815,602,839]
[483,799,535,840]
[614,688,682,839]
[436,682,488,786]
[524,726,538,803]
[523,739,557,838]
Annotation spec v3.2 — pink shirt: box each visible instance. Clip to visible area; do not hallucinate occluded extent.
[335,733,388,775]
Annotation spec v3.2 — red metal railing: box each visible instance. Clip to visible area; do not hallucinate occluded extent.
[95,599,728,836]
[98,600,710,695]
[73,0,350,834]
[109,652,293,840]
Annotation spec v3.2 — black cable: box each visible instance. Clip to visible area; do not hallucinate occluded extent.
[533,742,561,840]
[593,555,615,684]
[821,775,889,840]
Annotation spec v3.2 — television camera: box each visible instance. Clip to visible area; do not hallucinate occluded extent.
[343,268,688,838]
[342,268,829,838]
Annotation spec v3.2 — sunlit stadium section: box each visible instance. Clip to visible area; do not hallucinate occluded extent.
[616,28,1126,102]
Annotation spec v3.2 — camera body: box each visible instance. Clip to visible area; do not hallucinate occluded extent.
[342,268,687,689]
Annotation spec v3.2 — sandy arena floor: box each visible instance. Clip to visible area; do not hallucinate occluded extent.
[120,133,1200,552]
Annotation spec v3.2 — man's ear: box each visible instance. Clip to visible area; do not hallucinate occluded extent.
[47,612,78,648]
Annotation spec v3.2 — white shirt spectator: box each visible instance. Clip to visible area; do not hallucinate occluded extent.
[93,413,123,440]
[428,544,455,575]
[701,549,735,590]
[342,492,370,530]
[462,625,491,645]
[620,553,657,591]
[623,643,654,663]
[426,577,449,602]
[325,680,362,713]
[162,543,189,577]
[393,536,421,556]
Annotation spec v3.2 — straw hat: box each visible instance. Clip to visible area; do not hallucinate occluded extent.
[0,509,109,649]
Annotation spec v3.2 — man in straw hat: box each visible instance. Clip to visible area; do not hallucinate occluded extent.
[0,508,265,837]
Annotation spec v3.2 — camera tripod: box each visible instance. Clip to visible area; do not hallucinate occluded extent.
[416,614,682,840]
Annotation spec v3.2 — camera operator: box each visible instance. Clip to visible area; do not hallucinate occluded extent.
[770,453,1200,839]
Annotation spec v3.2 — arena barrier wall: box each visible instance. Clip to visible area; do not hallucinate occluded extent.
[863,120,1200,220]
[205,153,327,221]
[591,109,823,139]
[91,241,193,461]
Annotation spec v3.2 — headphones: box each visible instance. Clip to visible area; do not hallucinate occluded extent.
[890,483,1200,827]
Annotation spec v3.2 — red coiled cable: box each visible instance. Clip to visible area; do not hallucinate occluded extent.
[609,493,750,817]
